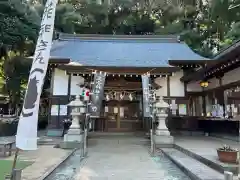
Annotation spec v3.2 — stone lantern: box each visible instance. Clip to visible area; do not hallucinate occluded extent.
[153,96,174,147]
[63,95,86,146]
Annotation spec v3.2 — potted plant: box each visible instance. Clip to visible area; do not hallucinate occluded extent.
[217,145,238,163]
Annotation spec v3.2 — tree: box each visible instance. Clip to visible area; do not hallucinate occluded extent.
[0,52,31,113]
[0,0,40,54]
[0,0,40,113]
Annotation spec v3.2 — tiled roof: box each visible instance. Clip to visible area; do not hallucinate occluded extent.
[50,33,209,67]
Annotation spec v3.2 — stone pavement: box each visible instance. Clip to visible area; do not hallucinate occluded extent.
[73,136,190,180]
[174,136,239,178]
[175,136,239,149]
[175,136,239,170]
[1,145,73,180]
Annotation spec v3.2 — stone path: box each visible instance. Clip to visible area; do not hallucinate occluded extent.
[72,136,190,180]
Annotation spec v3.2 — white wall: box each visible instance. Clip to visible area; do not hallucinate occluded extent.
[52,68,86,96]
[170,71,185,96]
[222,67,240,85]
[154,70,185,97]
[187,67,240,92]
[51,68,86,116]
[187,78,219,92]
[71,75,85,95]
[154,77,167,96]
[205,78,219,90]
[53,68,186,98]
[187,81,201,92]
[53,68,68,95]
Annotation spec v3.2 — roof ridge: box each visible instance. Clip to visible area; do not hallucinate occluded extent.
[213,38,240,59]
[58,33,181,43]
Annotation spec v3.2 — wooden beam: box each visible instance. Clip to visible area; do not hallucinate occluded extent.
[167,75,170,98]
[60,65,179,74]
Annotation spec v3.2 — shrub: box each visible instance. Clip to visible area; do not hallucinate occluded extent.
[0,118,18,136]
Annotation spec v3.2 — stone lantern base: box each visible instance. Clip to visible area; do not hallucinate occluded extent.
[60,126,84,149]
[64,128,84,142]
[153,134,174,148]
[153,116,174,148]
[60,130,84,149]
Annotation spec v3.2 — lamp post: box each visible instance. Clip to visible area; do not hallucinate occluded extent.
[62,95,87,148]
[152,96,174,147]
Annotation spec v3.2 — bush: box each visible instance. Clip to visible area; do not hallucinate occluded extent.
[0,118,18,136]
[38,115,48,130]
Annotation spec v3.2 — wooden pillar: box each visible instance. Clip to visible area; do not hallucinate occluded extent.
[167,75,170,103]
[218,75,226,117]
[202,87,206,116]
[48,67,55,128]
[67,73,72,116]
[117,103,120,129]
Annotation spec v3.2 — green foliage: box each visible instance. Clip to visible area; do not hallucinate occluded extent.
[0,0,40,51]
[0,160,33,179]
[0,0,240,110]
[0,0,40,111]
[33,0,238,57]
[0,51,31,110]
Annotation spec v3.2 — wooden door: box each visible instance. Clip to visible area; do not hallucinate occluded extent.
[104,100,142,132]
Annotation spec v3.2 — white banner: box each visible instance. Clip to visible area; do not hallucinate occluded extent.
[141,74,151,117]
[16,0,58,150]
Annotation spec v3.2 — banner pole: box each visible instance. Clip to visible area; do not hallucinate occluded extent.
[10,148,19,180]
[15,0,58,150]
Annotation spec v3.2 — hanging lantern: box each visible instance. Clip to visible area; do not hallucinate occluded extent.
[129,93,133,101]
[106,94,110,101]
[200,81,209,88]
[120,92,124,100]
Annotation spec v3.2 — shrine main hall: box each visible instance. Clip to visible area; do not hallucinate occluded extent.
[46,33,211,133]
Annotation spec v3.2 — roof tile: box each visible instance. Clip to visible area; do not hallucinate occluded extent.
[50,34,208,67]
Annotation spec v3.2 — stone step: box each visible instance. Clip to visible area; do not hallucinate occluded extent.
[175,144,238,175]
[161,148,224,180]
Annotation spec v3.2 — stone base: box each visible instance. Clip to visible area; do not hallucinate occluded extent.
[59,141,82,149]
[153,134,174,148]
[46,129,64,137]
[64,131,83,142]
[155,129,170,136]
[61,128,84,149]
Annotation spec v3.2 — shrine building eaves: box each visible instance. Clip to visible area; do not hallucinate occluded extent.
[181,39,240,83]
[50,33,209,68]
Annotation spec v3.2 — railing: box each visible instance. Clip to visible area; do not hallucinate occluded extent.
[5,169,22,180]
[80,128,88,159]
[150,129,155,156]
[224,171,233,180]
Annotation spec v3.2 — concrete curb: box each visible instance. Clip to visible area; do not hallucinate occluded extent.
[175,144,223,173]
[174,144,238,175]
[161,149,201,180]
[37,148,77,180]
